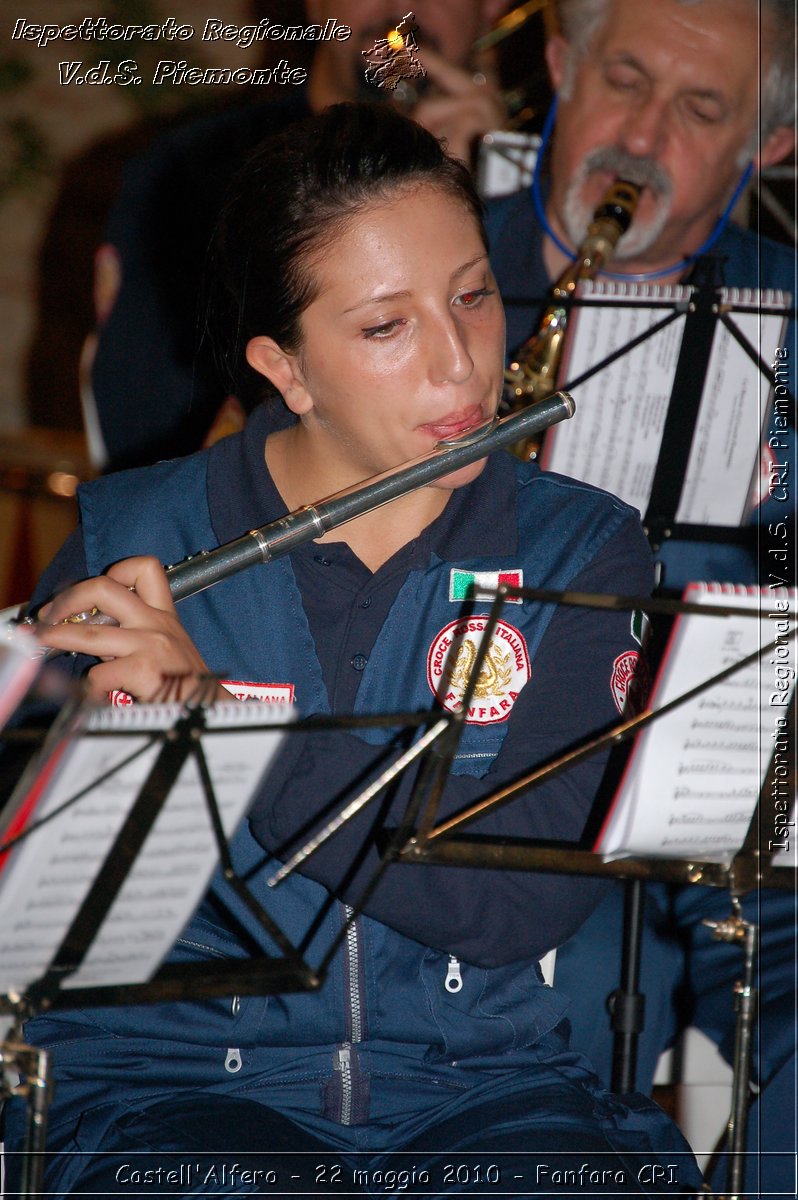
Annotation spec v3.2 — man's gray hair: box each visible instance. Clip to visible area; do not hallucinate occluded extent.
[552,0,795,138]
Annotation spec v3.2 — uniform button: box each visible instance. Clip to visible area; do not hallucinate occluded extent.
[351,654,368,671]
[360,596,372,609]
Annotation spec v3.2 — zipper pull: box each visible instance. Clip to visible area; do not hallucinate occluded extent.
[336,1044,351,1070]
[231,995,241,1017]
[445,955,463,993]
[224,1048,242,1073]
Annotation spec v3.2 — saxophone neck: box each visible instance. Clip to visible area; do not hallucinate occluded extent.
[503,179,642,415]
[551,262,583,300]
[554,179,642,295]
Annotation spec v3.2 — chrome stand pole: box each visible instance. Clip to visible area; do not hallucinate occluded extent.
[1,1016,52,1199]
[702,907,758,1200]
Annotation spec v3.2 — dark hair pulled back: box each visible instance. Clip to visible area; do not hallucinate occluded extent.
[207,102,486,410]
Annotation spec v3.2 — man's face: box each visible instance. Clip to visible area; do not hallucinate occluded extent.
[546,0,792,270]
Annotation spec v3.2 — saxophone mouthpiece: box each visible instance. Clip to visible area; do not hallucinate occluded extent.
[583,179,641,257]
[592,179,641,238]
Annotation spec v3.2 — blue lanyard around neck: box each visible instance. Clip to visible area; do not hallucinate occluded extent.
[531,97,753,283]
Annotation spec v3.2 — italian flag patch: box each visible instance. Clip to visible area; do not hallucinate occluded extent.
[449,569,524,604]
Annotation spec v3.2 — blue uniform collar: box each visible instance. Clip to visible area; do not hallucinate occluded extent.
[205,402,521,564]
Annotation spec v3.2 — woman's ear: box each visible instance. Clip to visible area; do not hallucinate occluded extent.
[246,336,314,415]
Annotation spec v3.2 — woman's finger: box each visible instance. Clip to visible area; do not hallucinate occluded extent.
[35,620,157,660]
[106,555,176,613]
[86,658,175,704]
[38,559,172,629]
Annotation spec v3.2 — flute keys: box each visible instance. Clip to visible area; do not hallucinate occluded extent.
[62,606,117,626]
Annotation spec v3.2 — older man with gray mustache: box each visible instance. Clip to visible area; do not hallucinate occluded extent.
[487,3,795,1198]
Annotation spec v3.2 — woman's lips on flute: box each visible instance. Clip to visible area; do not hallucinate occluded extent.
[418,403,486,441]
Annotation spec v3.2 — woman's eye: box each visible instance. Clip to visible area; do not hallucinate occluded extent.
[456,287,494,309]
[362,318,404,339]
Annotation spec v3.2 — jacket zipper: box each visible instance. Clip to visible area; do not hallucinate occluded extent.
[175,939,244,1075]
[345,905,364,1043]
[446,955,463,993]
[336,904,364,1125]
[224,1047,242,1073]
[226,994,242,1072]
[335,1044,353,1125]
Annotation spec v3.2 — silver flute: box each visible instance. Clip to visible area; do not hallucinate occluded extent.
[27,393,574,634]
[168,393,574,601]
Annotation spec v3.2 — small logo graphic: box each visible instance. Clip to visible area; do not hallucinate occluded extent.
[449,568,524,604]
[362,12,426,92]
[221,681,295,705]
[427,616,531,724]
[630,609,651,648]
[109,689,135,707]
[610,650,648,715]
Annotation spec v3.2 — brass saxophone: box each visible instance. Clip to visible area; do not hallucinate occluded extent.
[504,179,641,458]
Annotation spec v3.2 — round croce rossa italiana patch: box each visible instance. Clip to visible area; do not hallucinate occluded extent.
[427,616,531,724]
[610,650,647,714]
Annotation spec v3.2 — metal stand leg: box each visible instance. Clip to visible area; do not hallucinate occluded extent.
[609,878,647,1093]
[702,907,758,1200]
[1,1018,52,1200]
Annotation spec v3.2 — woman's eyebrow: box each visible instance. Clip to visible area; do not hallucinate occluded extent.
[343,254,489,315]
[343,288,411,315]
[452,253,489,280]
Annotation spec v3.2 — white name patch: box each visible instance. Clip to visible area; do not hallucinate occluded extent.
[221,680,295,705]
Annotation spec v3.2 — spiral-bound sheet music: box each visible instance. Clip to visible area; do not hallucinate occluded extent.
[596,584,797,864]
[542,282,791,523]
[0,701,292,995]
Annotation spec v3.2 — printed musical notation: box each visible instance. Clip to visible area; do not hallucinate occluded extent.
[0,702,292,995]
[596,584,796,863]
[544,282,790,525]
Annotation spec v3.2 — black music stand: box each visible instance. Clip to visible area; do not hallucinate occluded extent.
[2,585,793,1198]
[0,697,454,1198]
[273,582,795,1199]
[0,581,526,1196]
[394,586,796,1200]
[535,277,795,579]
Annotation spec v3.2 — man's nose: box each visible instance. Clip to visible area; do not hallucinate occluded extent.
[618,95,669,160]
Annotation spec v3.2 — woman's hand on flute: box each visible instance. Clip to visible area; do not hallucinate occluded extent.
[35,555,223,704]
